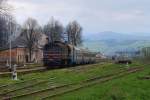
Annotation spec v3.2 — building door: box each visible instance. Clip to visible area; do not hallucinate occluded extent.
[26,55,28,63]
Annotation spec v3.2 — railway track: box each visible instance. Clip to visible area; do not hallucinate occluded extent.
[0,63,106,77]
[42,67,143,100]
[0,63,103,92]
[0,78,39,89]
[0,63,100,77]
[1,67,143,100]
[0,77,55,99]
[0,67,46,77]
[0,80,51,95]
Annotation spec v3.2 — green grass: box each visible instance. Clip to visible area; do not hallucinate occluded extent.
[0,61,148,100]
[0,63,124,84]
[52,64,150,100]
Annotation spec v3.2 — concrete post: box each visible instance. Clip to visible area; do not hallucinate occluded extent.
[12,64,18,80]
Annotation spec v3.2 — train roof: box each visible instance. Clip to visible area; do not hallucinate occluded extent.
[45,41,67,47]
[45,41,96,54]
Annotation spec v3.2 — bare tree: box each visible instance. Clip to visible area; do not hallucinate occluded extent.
[0,0,6,13]
[0,0,15,49]
[0,0,11,16]
[66,21,82,46]
[43,17,64,43]
[21,18,42,62]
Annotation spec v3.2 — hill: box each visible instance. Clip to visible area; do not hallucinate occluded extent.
[83,31,150,54]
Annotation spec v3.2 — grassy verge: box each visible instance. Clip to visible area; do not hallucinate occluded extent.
[53,64,150,100]
[0,61,146,99]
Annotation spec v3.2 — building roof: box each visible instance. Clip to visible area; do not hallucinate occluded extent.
[0,35,25,51]
[0,33,48,51]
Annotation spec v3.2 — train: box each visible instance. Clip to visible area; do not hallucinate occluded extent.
[114,55,132,64]
[43,41,96,68]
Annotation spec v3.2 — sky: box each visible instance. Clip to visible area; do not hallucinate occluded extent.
[7,0,150,35]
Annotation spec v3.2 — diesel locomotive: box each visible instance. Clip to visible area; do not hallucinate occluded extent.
[43,41,96,68]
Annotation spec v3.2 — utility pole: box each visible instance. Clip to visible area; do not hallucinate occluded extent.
[9,16,12,71]
[9,16,18,80]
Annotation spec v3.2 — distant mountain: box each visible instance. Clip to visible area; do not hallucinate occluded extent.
[84,31,150,41]
[83,31,150,54]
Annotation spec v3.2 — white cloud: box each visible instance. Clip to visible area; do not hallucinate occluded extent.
[7,0,150,34]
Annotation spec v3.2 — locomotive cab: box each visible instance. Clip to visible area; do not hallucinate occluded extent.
[43,41,70,68]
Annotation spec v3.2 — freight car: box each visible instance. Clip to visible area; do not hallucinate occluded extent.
[115,55,132,64]
[43,41,96,68]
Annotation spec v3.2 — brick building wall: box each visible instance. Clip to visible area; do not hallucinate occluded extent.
[0,47,43,65]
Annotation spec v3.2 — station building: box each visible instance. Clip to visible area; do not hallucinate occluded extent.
[0,34,47,65]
